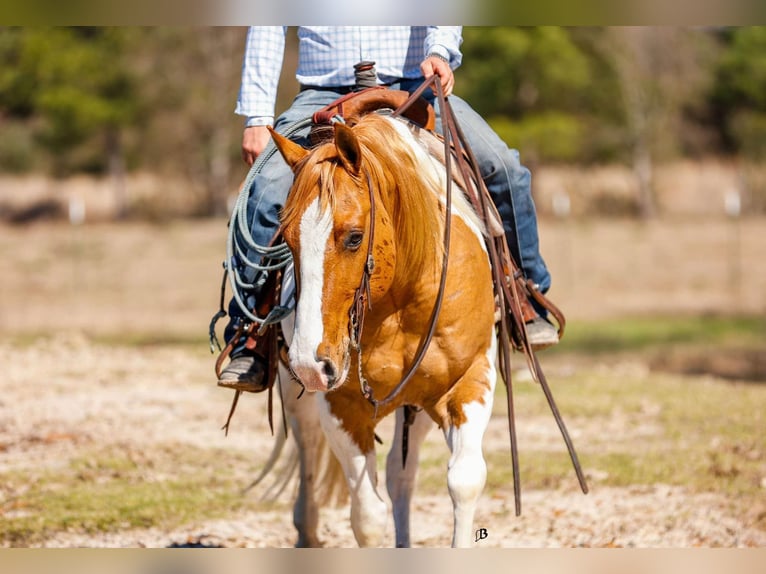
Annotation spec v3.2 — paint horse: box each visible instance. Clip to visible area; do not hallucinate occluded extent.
[268,108,500,548]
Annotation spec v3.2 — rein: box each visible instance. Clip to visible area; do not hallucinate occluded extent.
[214,76,587,515]
[347,76,588,514]
[352,75,453,416]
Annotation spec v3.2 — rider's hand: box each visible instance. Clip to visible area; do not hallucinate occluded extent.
[420,55,455,97]
[241,125,272,166]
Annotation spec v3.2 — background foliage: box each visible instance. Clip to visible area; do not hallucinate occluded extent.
[1,26,765,216]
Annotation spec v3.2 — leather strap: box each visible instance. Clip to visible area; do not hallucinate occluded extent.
[392,77,587,514]
[358,75,453,415]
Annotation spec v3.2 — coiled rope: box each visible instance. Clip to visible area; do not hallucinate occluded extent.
[226,118,313,323]
[209,118,312,353]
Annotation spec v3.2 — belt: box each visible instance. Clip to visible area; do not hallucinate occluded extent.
[299,80,405,95]
[300,84,356,94]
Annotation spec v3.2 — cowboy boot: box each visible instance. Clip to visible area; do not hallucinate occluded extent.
[217,270,282,393]
[218,351,269,393]
[518,292,559,351]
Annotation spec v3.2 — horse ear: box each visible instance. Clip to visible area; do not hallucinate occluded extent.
[334,123,362,175]
[269,127,309,170]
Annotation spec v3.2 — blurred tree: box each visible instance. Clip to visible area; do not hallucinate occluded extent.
[710,27,766,213]
[0,26,759,219]
[457,27,594,164]
[591,27,718,218]
[134,27,247,216]
[458,27,720,171]
[713,26,766,159]
[0,27,142,216]
[0,27,250,217]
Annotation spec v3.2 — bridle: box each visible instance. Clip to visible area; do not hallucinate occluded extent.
[347,168,376,390]
[213,74,585,516]
[347,76,454,417]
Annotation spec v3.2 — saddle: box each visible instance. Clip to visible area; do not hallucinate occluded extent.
[309,86,435,145]
[308,86,565,345]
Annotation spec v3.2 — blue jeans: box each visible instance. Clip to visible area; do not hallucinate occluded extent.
[225,83,550,341]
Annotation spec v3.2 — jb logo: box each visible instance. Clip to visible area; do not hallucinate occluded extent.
[475,528,488,542]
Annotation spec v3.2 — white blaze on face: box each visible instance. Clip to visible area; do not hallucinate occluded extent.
[289,197,334,391]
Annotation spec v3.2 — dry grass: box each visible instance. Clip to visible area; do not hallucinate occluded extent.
[1,215,764,339]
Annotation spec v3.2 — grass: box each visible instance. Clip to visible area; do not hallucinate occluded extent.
[0,444,274,547]
[498,366,763,530]
[550,314,766,355]
[11,313,760,354]
[413,315,765,527]
[399,364,765,511]
[523,367,760,482]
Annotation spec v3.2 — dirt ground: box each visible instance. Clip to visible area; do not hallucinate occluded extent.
[2,337,763,549]
[1,218,765,548]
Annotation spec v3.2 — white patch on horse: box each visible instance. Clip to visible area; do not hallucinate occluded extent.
[289,198,333,391]
[317,394,388,546]
[443,333,497,547]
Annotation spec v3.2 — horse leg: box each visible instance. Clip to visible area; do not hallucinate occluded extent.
[443,355,497,547]
[385,407,433,547]
[317,394,388,547]
[279,366,323,547]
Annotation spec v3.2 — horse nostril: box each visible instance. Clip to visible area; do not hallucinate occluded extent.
[319,357,337,388]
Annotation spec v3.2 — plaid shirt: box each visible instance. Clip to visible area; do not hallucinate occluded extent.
[235,26,463,126]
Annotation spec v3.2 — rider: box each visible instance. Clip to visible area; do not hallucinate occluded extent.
[218,26,559,392]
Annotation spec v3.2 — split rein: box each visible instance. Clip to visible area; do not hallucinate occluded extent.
[347,77,589,514]
[351,74,453,415]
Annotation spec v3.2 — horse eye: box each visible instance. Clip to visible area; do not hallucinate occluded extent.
[344,230,364,251]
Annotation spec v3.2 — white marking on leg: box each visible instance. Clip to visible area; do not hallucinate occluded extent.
[289,199,334,391]
[444,336,497,547]
[278,362,323,546]
[317,395,388,547]
[386,408,434,547]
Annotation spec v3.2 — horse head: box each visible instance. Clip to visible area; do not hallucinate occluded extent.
[273,119,407,393]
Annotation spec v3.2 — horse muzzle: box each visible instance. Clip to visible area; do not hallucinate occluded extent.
[289,349,350,393]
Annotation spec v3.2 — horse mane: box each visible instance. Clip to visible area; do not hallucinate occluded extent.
[354,114,444,278]
[280,145,340,225]
[281,113,445,280]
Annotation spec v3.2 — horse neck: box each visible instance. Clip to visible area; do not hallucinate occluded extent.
[370,171,444,310]
[355,114,456,308]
